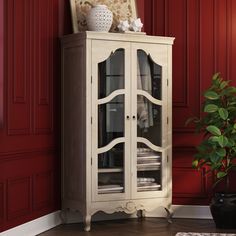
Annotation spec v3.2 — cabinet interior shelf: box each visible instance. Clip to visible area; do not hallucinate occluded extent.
[98,168,123,173]
[137,167,161,171]
[105,74,124,77]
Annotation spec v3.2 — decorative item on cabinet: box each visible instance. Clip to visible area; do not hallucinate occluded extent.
[117,18,144,33]
[61,31,174,231]
[117,20,130,32]
[85,3,113,32]
[130,18,143,32]
[69,0,137,32]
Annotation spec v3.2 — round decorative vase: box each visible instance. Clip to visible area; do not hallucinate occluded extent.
[210,192,236,229]
[86,5,113,32]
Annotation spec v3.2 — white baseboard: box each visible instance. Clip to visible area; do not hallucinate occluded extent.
[1,205,212,235]
[2,211,62,236]
[172,205,212,219]
[132,205,212,219]
[146,205,212,219]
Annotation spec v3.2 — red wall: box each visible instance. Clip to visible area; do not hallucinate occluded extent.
[146,0,236,205]
[0,0,72,232]
[1,0,236,232]
[0,0,3,128]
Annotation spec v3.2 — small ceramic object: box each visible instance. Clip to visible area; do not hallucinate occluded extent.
[130,18,143,32]
[86,4,113,32]
[117,20,130,32]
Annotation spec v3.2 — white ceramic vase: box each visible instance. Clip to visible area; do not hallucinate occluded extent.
[86,5,113,32]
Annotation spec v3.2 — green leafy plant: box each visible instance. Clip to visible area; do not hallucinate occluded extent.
[187,73,236,191]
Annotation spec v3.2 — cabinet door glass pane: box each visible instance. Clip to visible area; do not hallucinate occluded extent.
[98,95,124,148]
[137,143,162,192]
[98,49,124,99]
[98,143,124,195]
[98,143,124,169]
[137,95,162,147]
[98,172,124,194]
[137,50,162,100]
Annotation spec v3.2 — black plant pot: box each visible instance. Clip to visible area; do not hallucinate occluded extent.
[210,192,236,229]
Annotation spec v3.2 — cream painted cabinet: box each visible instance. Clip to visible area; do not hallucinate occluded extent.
[61,32,174,231]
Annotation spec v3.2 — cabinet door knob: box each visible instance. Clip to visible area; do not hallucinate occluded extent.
[132,115,136,120]
[126,115,130,120]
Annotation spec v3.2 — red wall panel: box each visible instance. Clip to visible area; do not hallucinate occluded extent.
[7,177,31,220]
[149,0,236,205]
[0,183,4,223]
[0,0,64,232]
[0,150,58,231]
[7,0,31,134]
[0,0,3,128]
[33,171,54,211]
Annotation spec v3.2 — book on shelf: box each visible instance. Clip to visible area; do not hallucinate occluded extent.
[137,162,161,166]
[137,162,161,170]
[137,160,161,165]
[137,155,160,159]
[137,183,161,191]
[137,156,160,160]
[137,182,159,187]
[137,177,155,183]
[137,147,153,153]
[137,166,161,171]
[137,148,160,156]
[98,184,124,194]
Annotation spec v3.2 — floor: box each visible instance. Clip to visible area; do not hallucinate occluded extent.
[39,218,236,236]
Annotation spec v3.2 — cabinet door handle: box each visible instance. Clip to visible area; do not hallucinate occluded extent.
[126,115,130,120]
[132,115,136,120]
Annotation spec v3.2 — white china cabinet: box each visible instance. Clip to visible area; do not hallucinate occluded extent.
[61,32,174,231]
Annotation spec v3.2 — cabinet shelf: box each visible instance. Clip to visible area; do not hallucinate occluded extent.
[98,168,123,173]
[98,184,124,194]
[137,184,161,192]
[137,167,161,171]
[105,74,124,77]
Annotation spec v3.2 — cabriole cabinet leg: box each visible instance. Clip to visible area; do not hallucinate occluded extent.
[84,215,91,232]
[165,207,173,223]
[137,209,146,219]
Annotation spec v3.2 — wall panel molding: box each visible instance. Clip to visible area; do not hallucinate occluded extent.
[33,171,53,211]
[0,151,57,230]
[7,0,31,135]
[34,0,54,134]
[12,0,27,104]
[0,148,55,162]
[167,0,188,107]
[0,0,3,128]
[229,0,236,84]
[7,176,31,220]
[153,0,201,133]
[1,0,60,232]
[0,183,4,223]
[173,167,208,198]
[6,0,55,135]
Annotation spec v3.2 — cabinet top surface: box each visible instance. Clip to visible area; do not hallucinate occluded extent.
[61,31,175,45]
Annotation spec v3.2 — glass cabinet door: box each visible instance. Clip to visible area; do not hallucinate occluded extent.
[91,43,130,201]
[132,46,168,198]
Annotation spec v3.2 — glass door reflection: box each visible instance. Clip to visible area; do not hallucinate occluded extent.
[97,49,126,196]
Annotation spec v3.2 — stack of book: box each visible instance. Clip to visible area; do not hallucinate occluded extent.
[137,148,161,171]
[98,184,124,194]
[137,177,161,192]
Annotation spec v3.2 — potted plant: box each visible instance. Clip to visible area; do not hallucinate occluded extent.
[187,73,236,229]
